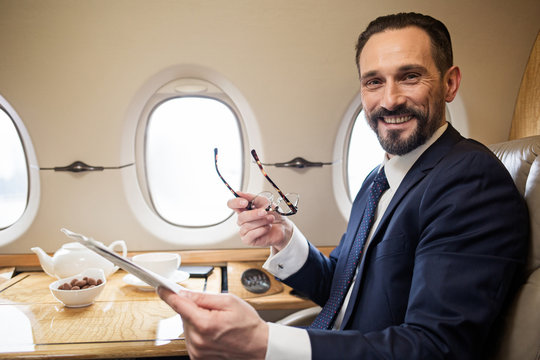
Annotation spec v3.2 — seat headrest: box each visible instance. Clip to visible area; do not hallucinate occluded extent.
[489,135,540,275]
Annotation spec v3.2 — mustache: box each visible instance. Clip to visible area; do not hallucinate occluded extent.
[369,106,423,120]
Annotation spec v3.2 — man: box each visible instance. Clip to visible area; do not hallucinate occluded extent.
[158,12,528,360]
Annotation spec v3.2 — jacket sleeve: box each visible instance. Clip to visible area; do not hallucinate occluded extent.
[281,238,341,306]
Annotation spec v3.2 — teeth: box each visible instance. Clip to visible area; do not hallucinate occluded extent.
[383,116,412,124]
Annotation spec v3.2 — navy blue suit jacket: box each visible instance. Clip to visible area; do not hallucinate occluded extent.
[283,125,529,360]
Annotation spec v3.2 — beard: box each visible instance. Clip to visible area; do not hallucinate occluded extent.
[366,98,445,156]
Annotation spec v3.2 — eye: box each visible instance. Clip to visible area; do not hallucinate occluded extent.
[363,78,383,89]
[402,73,420,83]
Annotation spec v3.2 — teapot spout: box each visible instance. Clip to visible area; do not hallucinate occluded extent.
[30,247,56,277]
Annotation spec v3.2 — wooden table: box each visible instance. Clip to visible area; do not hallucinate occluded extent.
[0,253,319,359]
[0,269,221,359]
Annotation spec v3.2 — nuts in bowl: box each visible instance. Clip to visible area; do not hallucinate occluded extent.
[49,268,106,307]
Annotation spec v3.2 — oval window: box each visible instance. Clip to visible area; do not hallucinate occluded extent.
[145,96,243,227]
[346,109,385,198]
[0,107,29,229]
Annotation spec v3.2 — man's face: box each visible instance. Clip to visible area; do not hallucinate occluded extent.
[358,27,447,156]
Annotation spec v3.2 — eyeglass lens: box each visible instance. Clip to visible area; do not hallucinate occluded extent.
[249,191,299,215]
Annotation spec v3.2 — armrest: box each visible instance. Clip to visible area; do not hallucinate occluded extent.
[276,306,321,327]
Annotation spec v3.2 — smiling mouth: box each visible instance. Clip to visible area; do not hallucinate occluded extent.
[381,115,413,124]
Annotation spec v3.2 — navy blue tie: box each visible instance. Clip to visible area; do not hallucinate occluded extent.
[310,167,389,330]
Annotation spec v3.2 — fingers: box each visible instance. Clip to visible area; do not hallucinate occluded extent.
[232,204,274,241]
[225,191,292,248]
[159,289,269,360]
[227,191,255,213]
[157,290,218,359]
[157,287,200,324]
[227,196,249,212]
[237,208,275,229]
[239,200,281,222]
[240,224,274,246]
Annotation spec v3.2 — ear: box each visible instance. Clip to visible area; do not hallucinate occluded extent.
[443,66,461,102]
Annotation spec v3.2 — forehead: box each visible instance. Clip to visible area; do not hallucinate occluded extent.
[359,27,435,76]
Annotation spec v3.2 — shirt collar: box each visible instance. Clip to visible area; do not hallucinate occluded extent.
[381,122,448,191]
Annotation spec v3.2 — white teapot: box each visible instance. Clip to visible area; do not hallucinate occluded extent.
[31,239,127,279]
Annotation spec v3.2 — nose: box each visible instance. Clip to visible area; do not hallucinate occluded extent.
[380,82,405,111]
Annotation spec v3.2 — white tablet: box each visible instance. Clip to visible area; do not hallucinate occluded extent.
[61,228,185,294]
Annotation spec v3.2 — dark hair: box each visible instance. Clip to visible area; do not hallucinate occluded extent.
[355,12,453,76]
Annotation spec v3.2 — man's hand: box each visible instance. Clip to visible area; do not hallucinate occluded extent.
[158,287,268,360]
[227,191,293,251]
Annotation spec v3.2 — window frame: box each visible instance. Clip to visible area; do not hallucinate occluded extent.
[120,65,263,246]
[0,94,40,246]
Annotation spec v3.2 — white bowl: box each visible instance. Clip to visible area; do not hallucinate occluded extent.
[49,268,106,307]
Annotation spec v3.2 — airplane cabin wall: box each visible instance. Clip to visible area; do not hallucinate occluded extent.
[0,0,539,253]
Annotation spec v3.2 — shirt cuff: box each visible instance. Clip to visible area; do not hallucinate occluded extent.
[265,322,311,360]
[263,224,309,279]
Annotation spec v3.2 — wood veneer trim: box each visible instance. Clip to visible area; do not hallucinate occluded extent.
[0,247,335,268]
[510,30,540,140]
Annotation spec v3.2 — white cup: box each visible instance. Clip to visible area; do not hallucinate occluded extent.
[132,252,181,279]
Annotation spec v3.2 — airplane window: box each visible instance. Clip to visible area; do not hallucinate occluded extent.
[346,109,385,198]
[145,95,243,227]
[0,107,29,229]
[125,67,262,245]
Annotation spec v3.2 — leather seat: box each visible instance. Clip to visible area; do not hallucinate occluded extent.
[487,135,540,360]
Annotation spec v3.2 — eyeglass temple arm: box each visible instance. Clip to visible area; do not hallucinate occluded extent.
[214,148,240,198]
[250,150,297,214]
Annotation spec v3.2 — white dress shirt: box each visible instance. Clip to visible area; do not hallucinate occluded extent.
[263,124,448,360]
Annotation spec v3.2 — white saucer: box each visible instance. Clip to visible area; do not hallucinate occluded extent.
[123,270,190,291]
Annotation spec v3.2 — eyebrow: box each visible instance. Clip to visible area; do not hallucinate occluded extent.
[360,64,428,81]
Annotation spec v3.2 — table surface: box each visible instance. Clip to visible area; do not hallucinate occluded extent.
[0,263,315,359]
[0,269,214,359]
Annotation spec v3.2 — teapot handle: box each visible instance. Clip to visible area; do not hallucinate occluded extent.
[108,240,128,271]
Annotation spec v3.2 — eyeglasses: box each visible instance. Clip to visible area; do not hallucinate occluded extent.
[214,148,299,216]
